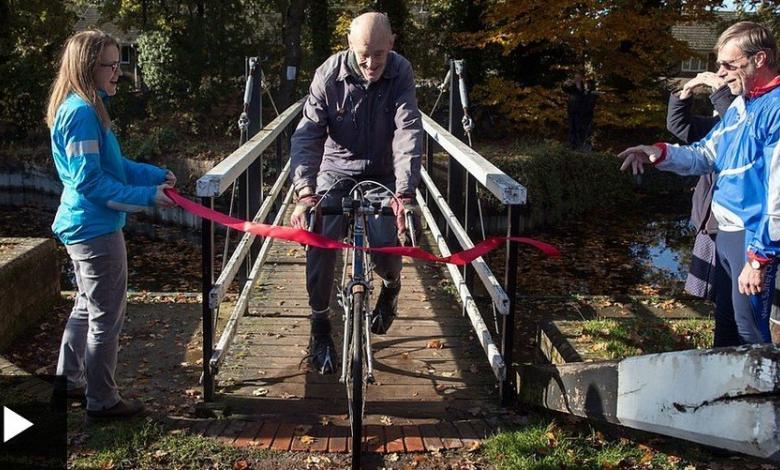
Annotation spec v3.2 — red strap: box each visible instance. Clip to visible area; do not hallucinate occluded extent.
[165,189,560,265]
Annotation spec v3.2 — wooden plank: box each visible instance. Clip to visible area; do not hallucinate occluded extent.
[216,420,246,444]
[328,425,348,453]
[384,425,405,453]
[223,334,474,348]
[218,369,493,386]
[401,425,425,452]
[254,421,279,449]
[364,424,384,453]
[271,422,296,451]
[225,383,490,400]
[233,421,264,447]
[436,422,463,449]
[419,423,444,451]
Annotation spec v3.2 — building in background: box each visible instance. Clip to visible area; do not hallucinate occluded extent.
[73,5,141,90]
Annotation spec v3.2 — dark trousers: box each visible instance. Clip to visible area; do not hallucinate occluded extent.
[713,230,775,346]
[306,172,402,313]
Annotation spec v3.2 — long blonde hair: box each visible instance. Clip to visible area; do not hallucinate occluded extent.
[46,30,119,129]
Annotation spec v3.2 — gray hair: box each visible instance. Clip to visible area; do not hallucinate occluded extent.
[715,21,777,69]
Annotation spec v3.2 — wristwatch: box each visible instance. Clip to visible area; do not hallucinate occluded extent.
[750,259,764,270]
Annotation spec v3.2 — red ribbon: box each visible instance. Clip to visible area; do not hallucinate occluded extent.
[165,189,560,265]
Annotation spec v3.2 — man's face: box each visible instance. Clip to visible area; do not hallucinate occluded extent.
[349,35,393,82]
[716,40,757,97]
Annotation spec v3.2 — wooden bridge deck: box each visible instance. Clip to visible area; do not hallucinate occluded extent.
[207,227,507,450]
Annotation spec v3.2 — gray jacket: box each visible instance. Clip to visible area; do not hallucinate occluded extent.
[290,50,423,195]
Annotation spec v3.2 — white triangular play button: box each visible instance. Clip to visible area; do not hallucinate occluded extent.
[3,406,33,443]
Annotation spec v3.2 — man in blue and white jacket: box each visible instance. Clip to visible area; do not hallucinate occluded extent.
[619,21,780,346]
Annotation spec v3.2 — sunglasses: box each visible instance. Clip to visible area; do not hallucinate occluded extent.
[99,61,121,73]
[716,54,753,71]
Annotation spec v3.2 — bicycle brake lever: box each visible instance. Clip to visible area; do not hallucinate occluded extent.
[405,210,417,247]
[305,208,317,253]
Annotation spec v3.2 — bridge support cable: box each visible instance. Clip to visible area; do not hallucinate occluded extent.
[210,185,295,374]
[415,188,506,381]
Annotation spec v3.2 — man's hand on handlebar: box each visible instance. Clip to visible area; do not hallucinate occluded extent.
[291,187,320,230]
[391,194,421,247]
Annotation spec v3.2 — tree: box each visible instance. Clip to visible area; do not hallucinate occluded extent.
[0,0,76,139]
[457,0,724,137]
[308,0,331,65]
[277,0,307,111]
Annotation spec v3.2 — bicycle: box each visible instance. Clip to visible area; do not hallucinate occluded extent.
[308,179,417,469]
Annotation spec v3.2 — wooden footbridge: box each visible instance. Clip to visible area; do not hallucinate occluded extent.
[187,59,527,453]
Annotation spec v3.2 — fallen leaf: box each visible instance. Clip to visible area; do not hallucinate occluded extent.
[300,435,316,444]
[387,453,399,462]
[252,388,268,396]
[466,440,482,452]
[232,459,249,470]
[379,415,393,425]
[426,339,443,349]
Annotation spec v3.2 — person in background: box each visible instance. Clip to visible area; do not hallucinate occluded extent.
[619,21,780,347]
[46,30,176,419]
[563,71,597,151]
[666,72,735,300]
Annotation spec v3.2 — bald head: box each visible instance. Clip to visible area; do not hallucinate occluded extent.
[348,13,395,82]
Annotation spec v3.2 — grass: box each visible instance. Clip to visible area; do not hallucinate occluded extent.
[70,418,267,469]
[579,317,714,360]
[484,417,693,470]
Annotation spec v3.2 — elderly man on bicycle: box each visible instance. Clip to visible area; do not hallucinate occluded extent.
[289,12,423,374]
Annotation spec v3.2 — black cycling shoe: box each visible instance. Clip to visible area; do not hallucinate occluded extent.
[371,284,401,335]
[309,319,337,375]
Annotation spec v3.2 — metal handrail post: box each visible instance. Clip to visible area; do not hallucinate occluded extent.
[500,203,521,405]
[202,196,215,401]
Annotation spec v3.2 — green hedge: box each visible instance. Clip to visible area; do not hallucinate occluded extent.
[477,140,692,228]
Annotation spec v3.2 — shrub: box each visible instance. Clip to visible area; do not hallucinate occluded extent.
[478,140,692,228]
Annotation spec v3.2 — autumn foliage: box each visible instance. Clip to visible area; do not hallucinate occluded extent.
[458,0,724,135]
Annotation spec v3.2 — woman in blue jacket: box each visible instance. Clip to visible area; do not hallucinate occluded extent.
[45,30,176,419]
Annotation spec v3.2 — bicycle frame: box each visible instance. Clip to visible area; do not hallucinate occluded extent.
[338,188,377,386]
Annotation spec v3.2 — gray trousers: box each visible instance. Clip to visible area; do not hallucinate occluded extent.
[56,231,126,411]
[307,172,402,313]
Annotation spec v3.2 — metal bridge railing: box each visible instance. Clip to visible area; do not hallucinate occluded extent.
[196,96,304,401]
[419,113,526,405]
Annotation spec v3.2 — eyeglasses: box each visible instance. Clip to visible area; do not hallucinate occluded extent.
[716,55,753,71]
[99,61,121,73]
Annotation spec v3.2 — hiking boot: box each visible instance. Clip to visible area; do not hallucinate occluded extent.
[371,284,401,335]
[309,319,337,375]
[86,398,145,421]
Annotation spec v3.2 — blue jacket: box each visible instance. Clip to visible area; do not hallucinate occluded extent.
[656,80,780,260]
[51,93,167,244]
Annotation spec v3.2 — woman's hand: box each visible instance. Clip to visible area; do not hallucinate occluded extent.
[164,170,177,187]
[155,184,176,208]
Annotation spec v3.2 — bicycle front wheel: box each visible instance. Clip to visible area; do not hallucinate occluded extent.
[347,289,365,469]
